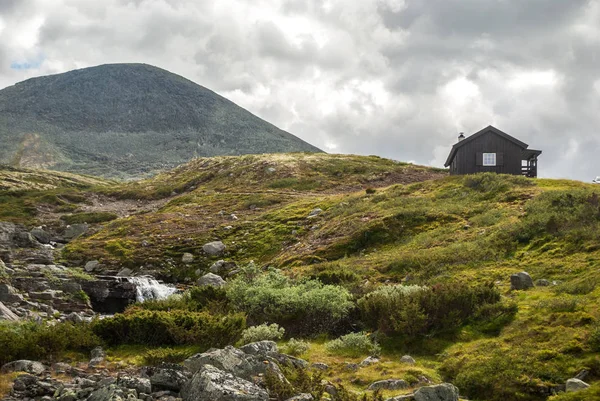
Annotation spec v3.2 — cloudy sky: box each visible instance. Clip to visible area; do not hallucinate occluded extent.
[1,0,599,180]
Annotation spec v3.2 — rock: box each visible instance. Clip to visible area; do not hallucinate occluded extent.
[285,394,314,401]
[182,253,195,263]
[385,395,415,401]
[64,224,88,241]
[210,260,236,274]
[87,384,139,401]
[31,227,52,244]
[359,356,380,367]
[566,378,590,392]
[535,279,550,287]
[310,362,329,371]
[117,268,134,277]
[85,260,100,272]
[65,312,84,323]
[307,208,322,218]
[367,379,408,391]
[197,273,226,287]
[344,363,358,372]
[140,364,192,392]
[574,369,590,381]
[0,283,22,304]
[89,346,106,367]
[510,272,534,291]
[203,241,226,256]
[266,353,309,370]
[414,383,459,401]
[117,376,152,395]
[20,248,54,264]
[239,340,278,356]
[51,362,72,374]
[324,384,338,397]
[0,302,20,321]
[400,355,416,365]
[181,364,268,401]
[1,360,47,374]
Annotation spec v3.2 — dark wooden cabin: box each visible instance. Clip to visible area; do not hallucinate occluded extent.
[444,125,541,177]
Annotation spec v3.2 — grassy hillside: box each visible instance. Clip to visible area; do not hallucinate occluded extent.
[0,63,321,178]
[3,154,600,400]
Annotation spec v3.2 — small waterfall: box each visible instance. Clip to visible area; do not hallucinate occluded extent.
[127,276,178,302]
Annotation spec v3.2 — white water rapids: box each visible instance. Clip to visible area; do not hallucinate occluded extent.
[127,276,178,302]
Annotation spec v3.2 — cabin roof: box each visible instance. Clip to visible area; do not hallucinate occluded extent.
[444,125,530,167]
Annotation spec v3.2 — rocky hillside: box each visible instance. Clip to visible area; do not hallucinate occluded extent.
[2,154,600,401]
[0,64,321,178]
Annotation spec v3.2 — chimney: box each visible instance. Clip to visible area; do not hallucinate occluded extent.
[458,132,465,142]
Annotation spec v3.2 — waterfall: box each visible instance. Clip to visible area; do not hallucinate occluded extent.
[127,276,178,302]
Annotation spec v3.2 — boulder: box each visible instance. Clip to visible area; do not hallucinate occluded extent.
[117,267,134,277]
[414,383,459,401]
[183,346,277,381]
[181,364,268,401]
[367,379,408,391]
[89,346,106,367]
[566,378,590,392]
[210,260,236,274]
[239,340,278,356]
[85,260,100,272]
[87,384,140,401]
[310,362,329,371]
[535,279,550,287]
[400,355,416,365]
[182,253,195,264]
[197,273,226,287]
[510,272,534,290]
[140,364,192,392]
[31,227,52,244]
[66,312,84,323]
[359,356,380,367]
[0,301,20,321]
[307,208,322,218]
[64,224,88,241]
[0,283,22,304]
[203,241,226,256]
[1,360,47,374]
[117,376,152,395]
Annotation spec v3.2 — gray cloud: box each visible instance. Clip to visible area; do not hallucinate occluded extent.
[1,0,600,180]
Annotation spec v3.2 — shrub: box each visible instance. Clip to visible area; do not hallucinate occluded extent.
[226,267,353,337]
[91,309,246,347]
[537,296,582,313]
[587,323,600,352]
[240,323,285,345]
[365,188,376,195]
[283,338,310,356]
[325,332,381,357]
[0,321,101,365]
[358,282,502,338]
[142,347,195,365]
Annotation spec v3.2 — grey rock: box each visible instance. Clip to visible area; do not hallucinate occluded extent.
[210,260,236,274]
[203,241,226,256]
[385,395,415,401]
[344,363,358,372]
[140,364,191,392]
[31,227,52,244]
[20,248,54,264]
[51,362,72,374]
[535,279,550,287]
[307,208,323,218]
[367,379,408,391]
[0,301,19,321]
[66,312,84,323]
[266,352,309,370]
[117,376,152,395]
[89,346,106,367]
[574,369,590,381]
[400,355,416,365]
[197,273,226,287]
[324,384,338,396]
[182,253,194,264]
[181,364,268,401]
[87,384,135,401]
[414,383,459,401]
[285,394,314,401]
[64,224,88,241]
[510,272,534,290]
[239,341,278,356]
[1,360,46,374]
[566,378,590,392]
[310,362,329,371]
[85,260,100,272]
[359,356,380,367]
[117,268,134,277]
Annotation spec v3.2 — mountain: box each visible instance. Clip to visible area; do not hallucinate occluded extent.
[0,63,321,178]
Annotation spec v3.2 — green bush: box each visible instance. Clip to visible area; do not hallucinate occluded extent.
[142,347,195,365]
[226,266,353,337]
[133,286,230,314]
[283,338,310,356]
[325,332,381,357]
[537,295,582,313]
[0,321,101,365]
[61,212,118,224]
[358,282,503,338]
[91,308,246,347]
[240,323,285,345]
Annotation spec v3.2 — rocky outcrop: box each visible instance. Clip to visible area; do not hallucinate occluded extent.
[413,383,459,401]
[80,276,137,313]
[0,301,19,321]
[566,378,590,392]
[140,364,192,391]
[510,272,534,290]
[181,364,269,401]
[1,360,47,375]
[367,379,408,391]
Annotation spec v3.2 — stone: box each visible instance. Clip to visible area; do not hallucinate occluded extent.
[414,383,459,401]
[51,362,72,374]
[310,362,329,371]
[0,283,22,303]
[385,396,415,401]
[85,260,100,272]
[64,224,88,241]
[400,355,416,365]
[89,346,106,367]
[197,273,226,287]
[31,227,52,244]
[66,312,84,323]
[140,364,191,392]
[566,378,590,392]
[181,364,268,401]
[359,356,380,367]
[307,208,323,218]
[239,340,278,356]
[117,376,152,395]
[0,302,20,321]
[344,363,359,372]
[510,272,534,291]
[1,360,47,374]
[209,260,236,274]
[535,279,550,287]
[367,379,408,391]
[117,267,134,277]
[203,241,226,256]
[285,394,314,401]
[182,253,194,263]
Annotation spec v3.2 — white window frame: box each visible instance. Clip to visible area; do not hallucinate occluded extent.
[483,153,496,166]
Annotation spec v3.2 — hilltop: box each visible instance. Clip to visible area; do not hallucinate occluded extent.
[2,154,600,401]
[0,64,321,178]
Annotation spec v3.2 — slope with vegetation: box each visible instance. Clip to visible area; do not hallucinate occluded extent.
[2,153,600,400]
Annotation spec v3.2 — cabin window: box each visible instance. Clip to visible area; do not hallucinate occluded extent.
[483,153,496,166]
